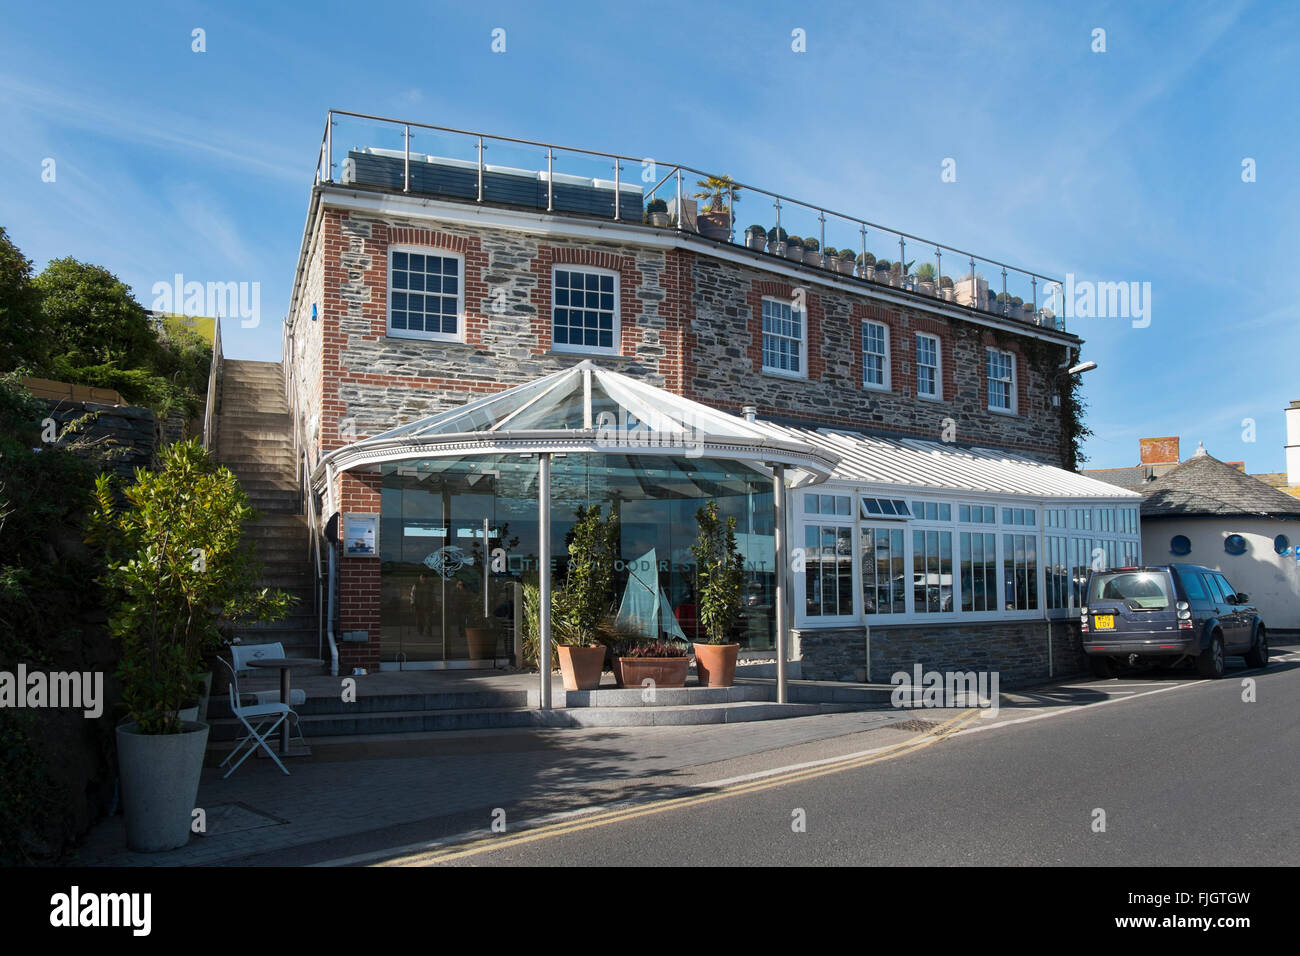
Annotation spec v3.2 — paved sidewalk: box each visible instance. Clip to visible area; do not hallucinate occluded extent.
[73,709,919,867]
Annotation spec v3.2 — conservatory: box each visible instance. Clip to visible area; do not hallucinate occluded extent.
[310,360,838,704]
[310,360,1143,698]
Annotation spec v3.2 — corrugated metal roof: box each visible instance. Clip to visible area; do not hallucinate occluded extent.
[765,424,1142,500]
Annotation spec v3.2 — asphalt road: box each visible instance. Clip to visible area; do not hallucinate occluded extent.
[386,654,1299,866]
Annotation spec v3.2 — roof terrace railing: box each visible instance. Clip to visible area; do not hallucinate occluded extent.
[315,109,1067,332]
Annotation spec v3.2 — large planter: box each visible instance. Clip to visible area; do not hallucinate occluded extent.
[464,626,498,660]
[803,250,823,266]
[557,645,606,691]
[874,268,889,283]
[784,245,804,261]
[693,643,740,687]
[617,657,689,689]
[116,721,209,853]
[649,211,669,227]
[836,258,856,275]
[918,281,936,296]
[745,232,766,251]
[698,211,731,241]
[767,239,785,256]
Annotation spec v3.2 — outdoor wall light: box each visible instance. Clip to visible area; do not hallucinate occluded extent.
[1068,361,1098,375]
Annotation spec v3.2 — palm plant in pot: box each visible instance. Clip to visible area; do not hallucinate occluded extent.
[693,175,739,241]
[915,262,937,296]
[553,504,619,691]
[689,500,745,687]
[88,439,294,852]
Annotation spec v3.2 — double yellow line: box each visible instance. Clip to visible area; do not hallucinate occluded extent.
[377,708,982,866]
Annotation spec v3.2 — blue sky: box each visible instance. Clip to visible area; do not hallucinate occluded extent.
[1,0,1295,472]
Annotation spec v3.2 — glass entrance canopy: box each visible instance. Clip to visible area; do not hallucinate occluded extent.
[311,360,839,512]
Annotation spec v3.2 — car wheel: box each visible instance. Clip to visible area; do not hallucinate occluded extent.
[1197,632,1225,679]
[1244,628,1268,669]
[1088,656,1114,679]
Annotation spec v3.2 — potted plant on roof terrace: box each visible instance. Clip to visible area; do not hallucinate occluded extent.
[823,246,839,271]
[939,275,955,301]
[784,235,805,261]
[646,197,669,228]
[874,258,891,283]
[915,262,937,296]
[802,237,822,266]
[689,500,745,687]
[766,226,788,256]
[745,224,767,251]
[553,504,620,691]
[857,251,876,279]
[694,175,740,241]
[837,247,857,276]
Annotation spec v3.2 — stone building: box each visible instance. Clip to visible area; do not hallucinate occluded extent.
[272,112,1140,686]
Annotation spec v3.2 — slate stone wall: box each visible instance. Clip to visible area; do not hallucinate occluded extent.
[798,618,1087,688]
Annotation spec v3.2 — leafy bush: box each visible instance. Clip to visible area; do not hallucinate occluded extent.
[875,259,891,271]
[88,439,296,734]
[646,197,668,214]
[823,246,839,257]
[766,226,788,242]
[746,224,767,237]
[915,263,936,281]
[839,248,857,261]
[691,501,744,645]
[786,235,804,247]
[803,238,820,252]
[858,252,876,266]
[940,275,954,289]
[623,640,691,658]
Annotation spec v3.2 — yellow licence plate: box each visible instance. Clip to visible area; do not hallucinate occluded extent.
[1094,614,1115,630]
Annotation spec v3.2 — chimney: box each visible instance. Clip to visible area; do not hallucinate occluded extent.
[742,405,757,423]
[1193,441,1208,457]
[1139,436,1180,466]
[1286,400,1300,487]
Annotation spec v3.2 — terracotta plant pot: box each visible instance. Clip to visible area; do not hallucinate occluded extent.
[464,626,498,660]
[617,657,689,689]
[557,644,606,691]
[693,643,740,687]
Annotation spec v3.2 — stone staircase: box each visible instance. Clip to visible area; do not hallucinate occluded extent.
[214,360,321,666]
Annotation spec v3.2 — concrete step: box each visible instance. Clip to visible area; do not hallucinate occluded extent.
[202,700,861,741]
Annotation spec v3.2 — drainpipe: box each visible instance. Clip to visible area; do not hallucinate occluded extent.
[538,454,552,710]
[772,463,789,704]
[327,546,339,677]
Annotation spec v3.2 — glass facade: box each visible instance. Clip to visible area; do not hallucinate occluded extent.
[796,491,1141,623]
[376,454,777,665]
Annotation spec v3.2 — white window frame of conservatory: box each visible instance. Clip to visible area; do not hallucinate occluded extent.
[386,244,466,343]
[793,485,1067,628]
[551,264,621,356]
[796,500,860,624]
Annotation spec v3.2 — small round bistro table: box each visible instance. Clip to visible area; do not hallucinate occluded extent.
[246,658,322,757]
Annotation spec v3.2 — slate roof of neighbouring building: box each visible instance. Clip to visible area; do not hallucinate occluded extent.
[1078,465,1162,492]
[1140,452,1300,519]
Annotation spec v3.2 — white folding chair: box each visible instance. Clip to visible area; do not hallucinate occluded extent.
[219,658,304,778]
[230,641,307,707]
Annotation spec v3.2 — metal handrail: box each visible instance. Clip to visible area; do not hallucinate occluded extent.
[201,316,223,451]
[318,108,1063,293]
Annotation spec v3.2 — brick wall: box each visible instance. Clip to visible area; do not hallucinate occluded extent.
[797,619,1087,688]
[336,470,382,670]
[287,205,1074,462]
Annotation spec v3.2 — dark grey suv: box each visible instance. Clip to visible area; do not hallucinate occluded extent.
[1081,564,1268,679]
